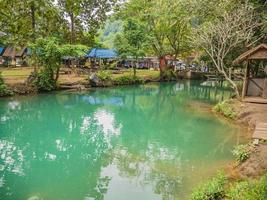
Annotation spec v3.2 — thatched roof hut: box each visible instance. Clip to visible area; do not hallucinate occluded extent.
[2,47,28,58]
[234,44,267,103]
[233,44,267,65]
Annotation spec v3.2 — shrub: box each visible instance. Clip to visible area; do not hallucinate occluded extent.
[0,73,12,97]
[113,75,143,85]
[191,172,227,200]
[105,62,117,70]
[162,68,176,81]
[232,144,251,164]
[34,69,56,91]
[227,174,267,200]
[213,101,237,119]
[96,70,112,81]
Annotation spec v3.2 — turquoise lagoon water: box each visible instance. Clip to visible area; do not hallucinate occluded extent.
[0,81,245,200]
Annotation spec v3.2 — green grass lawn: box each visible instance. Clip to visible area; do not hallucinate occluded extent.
[0,67,33,77]
[111,69,160,80]
[1,67,160,85]
[1,67,159,78]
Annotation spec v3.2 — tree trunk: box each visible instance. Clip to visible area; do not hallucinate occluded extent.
[159,56,166,80]
[133,58,138,77]
[30,1,36,41]
[221,69,241,99]
[70,12,75,44]
[55,67,60,83]
[30,1,37,72]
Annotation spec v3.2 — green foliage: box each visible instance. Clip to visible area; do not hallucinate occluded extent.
[96,70,112,81]
[232,144,251,164]
[0,0,117,46]
[33,69,55,91]
[162,68,177,81]
[191,172,227,200]
[60,44,88,57]
[113,75,143,85]
[57,0,117,44]
[227,174,267,200]
[114,18,148,58]
[116,0,193,58]
[191,171,267,200]
[0,73,11,97]
[97,20,123,49]
[0,0,67,45]
[30,37,87,91]
[213,101,237,119]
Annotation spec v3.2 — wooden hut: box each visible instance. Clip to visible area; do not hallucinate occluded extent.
[233,44,267,103]
[2,47,28,67]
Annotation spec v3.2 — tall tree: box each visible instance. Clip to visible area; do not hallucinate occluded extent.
[115,0,193,77]
[0,0,65,45]
[194,3,259,98]
[30,37,87,91]
[57,0,117,44]
[114,19,149,76]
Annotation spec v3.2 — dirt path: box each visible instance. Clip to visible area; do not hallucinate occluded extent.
[230,100,267,179]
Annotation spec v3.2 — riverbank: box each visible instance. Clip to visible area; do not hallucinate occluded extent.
[225,100,267,179]
[215,99,267,178]
[190,99,267,200]
[0,67,162,97]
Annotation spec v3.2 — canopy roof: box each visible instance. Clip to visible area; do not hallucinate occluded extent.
[86,48,118,59]
[233,44,267,64]
[0,47,4,55]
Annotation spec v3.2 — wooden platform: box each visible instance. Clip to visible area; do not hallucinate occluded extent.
[253,122,267,140]
[243,96,267,104]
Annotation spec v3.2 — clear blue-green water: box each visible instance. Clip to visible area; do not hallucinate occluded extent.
[0,81,245,200]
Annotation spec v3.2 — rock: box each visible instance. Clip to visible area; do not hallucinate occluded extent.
[89,73,112,87]
[89,73,102,87]
[9,83,37,95]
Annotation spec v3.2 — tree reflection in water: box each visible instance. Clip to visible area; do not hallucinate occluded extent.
[0,81,243,200]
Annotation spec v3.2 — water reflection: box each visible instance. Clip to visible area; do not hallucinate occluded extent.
[0,81,243,200]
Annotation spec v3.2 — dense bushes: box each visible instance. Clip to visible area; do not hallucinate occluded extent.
[191,172,227,200]
[227,174,267,200]
[30,37,87,91]
[191,172,267,200]
[90,71,144,87]
[96,70,112,81]
[113,75,143,85]
[213,101,237,119]
[232,144,251,164]
[33,70,56,91]
[0,73,11,97]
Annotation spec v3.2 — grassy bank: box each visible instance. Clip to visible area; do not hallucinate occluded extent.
[0,67,160,96]
[197,100,267,200]
[213,100,237,120]
[0,67,160,84]
[191,171,267,200]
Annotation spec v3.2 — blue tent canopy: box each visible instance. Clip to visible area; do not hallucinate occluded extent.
[86,48,118,59]
[0,47,4,55]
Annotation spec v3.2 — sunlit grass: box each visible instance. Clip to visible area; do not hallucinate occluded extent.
[112,69,160,79]
[0,67,34,77]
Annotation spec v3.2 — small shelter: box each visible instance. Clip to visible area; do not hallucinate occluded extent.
[2,47,29,66]
[118,57,154,69]
[86,48,118,69]
[233,44,267,103]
